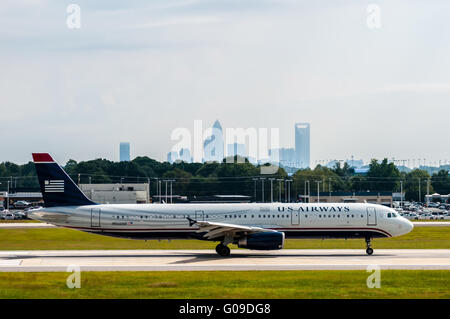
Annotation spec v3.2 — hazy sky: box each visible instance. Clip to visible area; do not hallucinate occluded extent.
[1,0,449,166]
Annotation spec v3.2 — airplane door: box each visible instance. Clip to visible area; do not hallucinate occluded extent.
[291,210,300,225]
[195,210,205,221]
[91,208,101,227]
[366,207,377,226]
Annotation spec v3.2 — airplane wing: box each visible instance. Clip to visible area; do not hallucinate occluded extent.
[187,217,276,240]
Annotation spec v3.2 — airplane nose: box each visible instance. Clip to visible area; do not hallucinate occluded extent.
[406,219,414,233]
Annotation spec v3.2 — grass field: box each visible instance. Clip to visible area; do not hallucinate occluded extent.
[0,270,448,298]
[0,226,449,250]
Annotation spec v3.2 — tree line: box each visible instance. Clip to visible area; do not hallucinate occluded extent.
[0,156,449,202]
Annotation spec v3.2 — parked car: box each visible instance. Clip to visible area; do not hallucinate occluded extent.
[13,200,31,209]
[13,211,27,220]
[3,213,15,220]
[403,213,419,220]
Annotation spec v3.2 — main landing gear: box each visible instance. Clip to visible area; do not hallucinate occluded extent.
[215,243,230,257]
[365,237,374,255]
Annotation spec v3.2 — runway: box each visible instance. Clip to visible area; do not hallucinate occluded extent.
[0,249,449,271]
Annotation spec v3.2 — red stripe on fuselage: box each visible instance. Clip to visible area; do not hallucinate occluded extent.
[62,225,391,237]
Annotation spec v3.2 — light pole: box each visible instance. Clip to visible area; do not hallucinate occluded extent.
[418,178,421,203]
[329,177,331,199]
[316,181,322,203]
[400,181,403,208]
[6,181,10,210]
[269,178,275,202]
[304,180,307,202]
[287,179,293,203]
[159,179,162,203]
[167,179,175,203]
[147,178,151,203]
[164,180,168,203]
[306,180,310,203]
[260,178,266,203]
[277,179,283,202]
[253,178,259,202]
[284,179,287,202]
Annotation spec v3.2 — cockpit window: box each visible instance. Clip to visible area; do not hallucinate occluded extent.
[387,213,391,218]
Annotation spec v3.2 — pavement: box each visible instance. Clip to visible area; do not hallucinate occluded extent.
[0,222,56,228]
[0,249,449,271]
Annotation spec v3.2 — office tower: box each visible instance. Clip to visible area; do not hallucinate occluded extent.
[294,123,310,168]
[179,148,192,163]
[227,143,247,158]
[167,151,179,164]
[119,142,130,162]
[203,120,224,162]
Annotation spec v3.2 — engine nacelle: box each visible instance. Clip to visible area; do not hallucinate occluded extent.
[237,232,285,250]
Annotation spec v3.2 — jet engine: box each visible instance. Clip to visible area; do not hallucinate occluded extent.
[237,232,285,250]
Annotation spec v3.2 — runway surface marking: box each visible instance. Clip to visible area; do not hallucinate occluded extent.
[0,249,449,271]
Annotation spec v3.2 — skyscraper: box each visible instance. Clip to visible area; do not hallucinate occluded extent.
[119,142,130,162]
[179,148,192,163]
[203,120,224,162]
[295,123,310,168]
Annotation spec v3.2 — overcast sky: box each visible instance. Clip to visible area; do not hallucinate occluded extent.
[1,0,449,166]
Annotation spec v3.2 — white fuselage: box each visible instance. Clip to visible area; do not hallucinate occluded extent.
[29,202,413,241]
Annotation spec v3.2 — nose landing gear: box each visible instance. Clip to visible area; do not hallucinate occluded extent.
[365,237,373,255]
[215,243,230,257]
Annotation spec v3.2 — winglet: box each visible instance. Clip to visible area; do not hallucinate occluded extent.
[187,217,197,227]
[32,153,54,163]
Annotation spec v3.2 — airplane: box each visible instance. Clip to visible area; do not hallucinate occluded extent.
[28,153,414,257]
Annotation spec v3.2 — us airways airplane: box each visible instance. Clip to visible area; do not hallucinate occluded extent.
[28,153,413,256]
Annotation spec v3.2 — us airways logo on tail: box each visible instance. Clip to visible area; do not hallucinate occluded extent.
[44,180,64,193]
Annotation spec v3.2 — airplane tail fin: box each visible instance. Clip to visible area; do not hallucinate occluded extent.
[32,153,96,207]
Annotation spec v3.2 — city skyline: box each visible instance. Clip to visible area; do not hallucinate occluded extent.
[1,1,449,165]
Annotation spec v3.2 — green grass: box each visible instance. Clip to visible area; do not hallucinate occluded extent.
[0,270,448,299]
[0,226,449,250]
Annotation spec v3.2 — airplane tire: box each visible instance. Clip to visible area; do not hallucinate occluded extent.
[216,244,230,257]
[366,248,374,255]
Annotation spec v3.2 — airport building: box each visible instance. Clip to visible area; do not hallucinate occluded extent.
[79,183,149,204]
[299,191,393,207]
[295,123,310,169]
